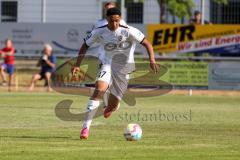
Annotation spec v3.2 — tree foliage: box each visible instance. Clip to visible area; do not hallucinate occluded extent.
[167,0,195,19]
[157,0,229,23]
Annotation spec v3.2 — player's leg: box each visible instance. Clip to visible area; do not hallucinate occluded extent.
[29,73,42,91]
[103,93,120,118]
[44,72,53,92]
[80,80,109,139]
[80,65,111,139]
[8,74,13,92]
[7,65,15,92]
[102,90,110,107]
[0,64,7,86]
[104,73,129,118]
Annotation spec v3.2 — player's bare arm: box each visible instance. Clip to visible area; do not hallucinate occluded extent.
[5,51,14,56]
[72,43,89,75]
[141,39,160,73]
[44,59,55,68]
[0,50,13,58]
[0,51,4,58]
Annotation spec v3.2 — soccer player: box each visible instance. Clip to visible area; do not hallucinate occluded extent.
[86,1,128,123]
[29,44,56,92]
[90,2,127,60]
[0,39,15,92]
[72,8,159,139]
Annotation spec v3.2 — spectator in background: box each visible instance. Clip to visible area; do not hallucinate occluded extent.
[189,10,211,25]
[0,39,15,92]
[92,2,127,29]
[29,44,56,92]
[189,11,211,60]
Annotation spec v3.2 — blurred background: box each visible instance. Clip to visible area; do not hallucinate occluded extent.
[0,0,239,92]
[1,0,239,24]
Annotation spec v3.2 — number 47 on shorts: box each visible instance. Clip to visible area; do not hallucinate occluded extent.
[98,71,106,78]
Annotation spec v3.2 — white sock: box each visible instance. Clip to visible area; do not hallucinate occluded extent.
[82,99,100,130]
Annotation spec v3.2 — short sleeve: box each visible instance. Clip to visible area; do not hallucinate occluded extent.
[84,30,99,47]
[50,55,57,64]
[120,19,127,26]
[129,26,145,44]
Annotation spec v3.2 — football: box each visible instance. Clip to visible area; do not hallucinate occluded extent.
[124,123,142,141]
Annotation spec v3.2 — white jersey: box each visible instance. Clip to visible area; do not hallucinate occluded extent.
[85,25,145,73]
[87,19,127,58]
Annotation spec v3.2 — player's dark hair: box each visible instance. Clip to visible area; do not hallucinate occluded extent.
[5,38,12,43]
[194,10,201,16]
[5,38,13,46]
[106,7,121,17]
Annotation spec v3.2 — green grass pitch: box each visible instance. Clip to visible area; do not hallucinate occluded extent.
[0,92,240,160]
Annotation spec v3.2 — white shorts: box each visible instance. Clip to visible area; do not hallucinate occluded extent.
[96,64,129,100]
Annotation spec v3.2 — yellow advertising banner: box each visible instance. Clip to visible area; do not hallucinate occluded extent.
[147,24,240,54]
